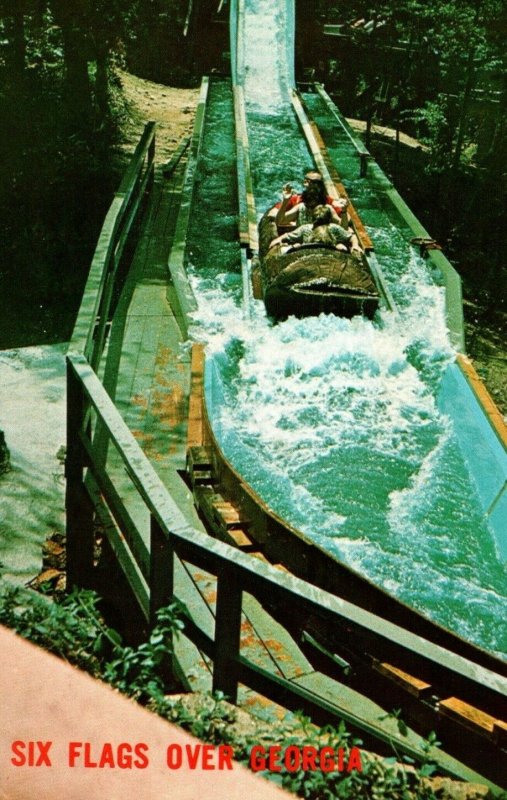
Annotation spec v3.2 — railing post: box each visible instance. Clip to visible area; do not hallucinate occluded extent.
[65,357,95,589]
[147,136,155,194]
[149,516,174,627]
[150,517,175,687]
[212,570,242,703]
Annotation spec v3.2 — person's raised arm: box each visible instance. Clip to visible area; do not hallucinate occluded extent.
[275,184,301,226]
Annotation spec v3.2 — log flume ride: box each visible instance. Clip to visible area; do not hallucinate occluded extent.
[257,211,380,321]
[181,0,507,784]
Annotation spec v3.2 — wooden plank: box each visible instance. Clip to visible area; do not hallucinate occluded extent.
[81,435,151,581]
[187,344,205,448]
[99,508,150,621]
[438,697,496,736]
[191,469,214,487]
[241,594,314,681]
[162,136,190,177]
[226,528,254,549]
[457,354,507,450]
[70,123,156,360]
[373,661,432,698]
[211,499,249,529]
[187,445,212,471]
[237,658,432,765]
[196,486,251,543]
[233,85,258,253]
[291,90,374,253]
[166,78,209,333]
[308,120,373,251]
[315,84,371,158]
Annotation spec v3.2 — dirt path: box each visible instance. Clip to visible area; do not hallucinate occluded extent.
[118,70,200,165]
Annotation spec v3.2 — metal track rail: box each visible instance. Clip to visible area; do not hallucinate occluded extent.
[291,90,397,312]
[166,77,210,337]
[233,83,258,313]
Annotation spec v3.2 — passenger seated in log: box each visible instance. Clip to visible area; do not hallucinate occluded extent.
[270,171,347,230]
[269,205,360,253]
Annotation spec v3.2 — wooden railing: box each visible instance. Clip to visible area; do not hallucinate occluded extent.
[69,122,156,369]
[316,84,373,177]
[66,352,507,785]
[166,78,209,336]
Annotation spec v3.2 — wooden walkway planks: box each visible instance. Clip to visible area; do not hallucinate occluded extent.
[101,167,315,707]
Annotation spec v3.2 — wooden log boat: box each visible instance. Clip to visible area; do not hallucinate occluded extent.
[256,211,380,320]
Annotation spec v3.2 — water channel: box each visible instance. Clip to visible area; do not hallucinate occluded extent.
[184,0,507,660]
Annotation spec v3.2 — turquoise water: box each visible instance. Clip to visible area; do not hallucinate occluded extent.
[184,2,507,660]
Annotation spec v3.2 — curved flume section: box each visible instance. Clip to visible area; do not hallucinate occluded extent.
[183,1,507,661]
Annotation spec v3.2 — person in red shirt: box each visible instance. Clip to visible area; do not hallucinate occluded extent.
[270,171,347,230]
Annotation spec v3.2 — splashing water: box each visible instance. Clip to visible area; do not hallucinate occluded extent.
[183,5,507,658]
[0,346,66,584]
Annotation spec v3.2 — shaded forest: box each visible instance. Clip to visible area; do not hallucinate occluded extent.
[297,1,507,313]
[0,0,505,370]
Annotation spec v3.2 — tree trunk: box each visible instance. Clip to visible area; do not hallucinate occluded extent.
[50,0,93,124]
[5,8,26,80]
[453,45,475,172]
[95,49,110,121]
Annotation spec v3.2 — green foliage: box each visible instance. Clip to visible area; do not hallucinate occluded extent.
[404,96,455,172]
[0,582,493,799]
[0,583,106,676]
[102,603,185,702]
[153,692,240,746]
[123,0,199,86]
[154,695,446,800]
[0,581,183,701]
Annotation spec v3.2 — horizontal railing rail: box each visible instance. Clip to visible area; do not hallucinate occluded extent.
[315,84,372,176]
[69,122,156,368]
[291,90,396,312]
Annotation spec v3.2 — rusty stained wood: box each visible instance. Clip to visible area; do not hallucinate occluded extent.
[67,354,194,540]
[457,354,507,451]
[373,660,433,699]
[187,344,205,449]
[438,697,498,736]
